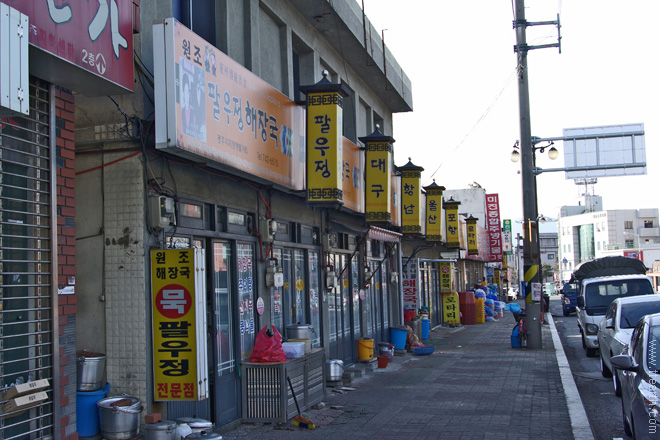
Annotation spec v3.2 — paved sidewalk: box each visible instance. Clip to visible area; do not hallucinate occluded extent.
[218,308,590,440]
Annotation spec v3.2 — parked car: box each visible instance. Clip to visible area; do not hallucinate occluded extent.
[610,313,660,439]
[597,295,660,396]
[560,282,579,316]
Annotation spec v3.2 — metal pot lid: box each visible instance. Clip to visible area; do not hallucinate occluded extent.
[144,420,176,431]
[188,420,213,428]
[97,396,140,408]
[184,431,223,439]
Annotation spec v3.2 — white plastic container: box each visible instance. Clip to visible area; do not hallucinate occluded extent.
[282,341,305,358]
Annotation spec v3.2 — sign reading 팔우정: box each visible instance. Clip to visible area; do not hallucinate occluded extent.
[151,248,208,401]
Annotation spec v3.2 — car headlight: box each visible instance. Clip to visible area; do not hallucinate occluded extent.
[640,383,660,420]
[563,297,570,304]
[586,324,599,334]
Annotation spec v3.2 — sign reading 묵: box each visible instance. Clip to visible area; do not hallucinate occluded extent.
[485,194,503,262]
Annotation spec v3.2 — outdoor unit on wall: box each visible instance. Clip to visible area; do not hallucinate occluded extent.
[148,196,176,229]
[323,233,338,250]
[259,218,277,243]
[0,3,29,117]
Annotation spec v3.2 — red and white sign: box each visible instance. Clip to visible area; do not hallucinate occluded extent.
[485,193,503,262]
[155,285,192,319]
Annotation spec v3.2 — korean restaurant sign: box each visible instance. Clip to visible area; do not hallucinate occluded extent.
[11,0,134,94]
[154,19,305,191]
[341,138,364,213]
[442,291,460,326]
[466,215,479,256]
[151,249,208,401]
[444,197,461,248]
[402,258,420,309]
[399,159,424,235]
[485,193,503,262]
[301,74,350,205]
[502,219,513,254]
[424,181,445,242]
[439,261,452,293]
[360,129,394,223]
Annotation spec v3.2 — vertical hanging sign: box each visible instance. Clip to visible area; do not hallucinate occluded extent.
[502,219,513,254]
[402,258,420,309]
[442,291,460,326]
[466,215,479,256]
[485,193,503,262]
[424,181,445,242]
[444,197,461,248]
[439,261,452,293]
[360,127,394,223]
[398,159,424,235]
[151,248,208,401]
[301,71,350,205]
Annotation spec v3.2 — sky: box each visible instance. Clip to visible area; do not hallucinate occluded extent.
[359,0,660,235]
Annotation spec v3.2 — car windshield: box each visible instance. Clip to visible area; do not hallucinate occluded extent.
[647,326,660,371]
[585,279,654,313]
[620,302,660,329]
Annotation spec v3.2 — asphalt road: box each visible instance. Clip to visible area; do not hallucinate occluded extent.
[549,296,629,440]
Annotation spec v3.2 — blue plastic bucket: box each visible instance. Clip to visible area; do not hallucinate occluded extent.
[390,327,407,350]
[421,318,430,340]
[77,383,109,437]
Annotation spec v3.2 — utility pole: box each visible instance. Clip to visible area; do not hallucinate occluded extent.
[513,0,560,349]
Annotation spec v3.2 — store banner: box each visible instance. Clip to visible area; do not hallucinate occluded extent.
[485,193,503,262]
[301,74,350,205]
[360,129,394,223]
[442,291,460,326]
[399,159,424,235]
[439,262,452,293]
[402,258,420,309]
[502,219,512,254]
[154,19,305,191]
[466,215,479,256]
[424,181,445,242]
[341,138,364,213]
[444,197,461,248]
[151,248,208,401]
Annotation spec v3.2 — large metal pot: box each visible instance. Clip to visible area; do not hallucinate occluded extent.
[326,359,344,381]
[76,352,106,391]
[97,396,142,439]
[143,420,176,440]
[286,323,313,340]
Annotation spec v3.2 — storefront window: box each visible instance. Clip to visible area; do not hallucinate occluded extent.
[213,241,234,375]
[308,251,321,347]
[237,243,255,360]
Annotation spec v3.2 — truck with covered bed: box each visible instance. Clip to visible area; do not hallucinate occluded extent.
[573,256,655,357]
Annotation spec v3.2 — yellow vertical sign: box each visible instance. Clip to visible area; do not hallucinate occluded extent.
[360,128,394,223]
[444,197,461,248]
[466,215,479,256]
[151,249,198,400]
[399,159,424,235]
[424,181,445,241]
[390,170,401,226]
[301,73,350,205]
[439,261,452,293]
[442,291,460,325]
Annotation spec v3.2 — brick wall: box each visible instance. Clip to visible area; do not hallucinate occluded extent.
[55,87,78,440]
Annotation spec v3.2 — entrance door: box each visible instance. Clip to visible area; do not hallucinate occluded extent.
[211,241,239,425]
[328,254,354,363]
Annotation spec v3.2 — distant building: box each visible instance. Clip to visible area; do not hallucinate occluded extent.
[557,195,660,281]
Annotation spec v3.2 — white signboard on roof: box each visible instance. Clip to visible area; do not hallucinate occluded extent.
[562,123,646,179]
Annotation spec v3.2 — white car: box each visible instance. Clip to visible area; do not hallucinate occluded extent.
[598,295,660,396]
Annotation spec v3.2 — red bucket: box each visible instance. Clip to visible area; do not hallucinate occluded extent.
[375,355,389,368]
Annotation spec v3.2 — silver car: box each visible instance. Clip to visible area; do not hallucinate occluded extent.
[598,295,660,396]
[610,313,660,439]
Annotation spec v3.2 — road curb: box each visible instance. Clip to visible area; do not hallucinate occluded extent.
[548,313,596,440]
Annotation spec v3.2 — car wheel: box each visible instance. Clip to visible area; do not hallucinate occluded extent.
[613,370,622,397]
[586,347,597,357]
[600,352,612,378]
[563,306,570,317]
[622,399,632,436]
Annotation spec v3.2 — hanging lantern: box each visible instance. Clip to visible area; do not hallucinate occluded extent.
[423,180,445,242]
[398,158,424,235]
[444,196,461,248]
[359,126,394,223]
[300,71,350,206]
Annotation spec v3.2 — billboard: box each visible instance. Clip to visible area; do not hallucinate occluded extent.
[563,123,646,179]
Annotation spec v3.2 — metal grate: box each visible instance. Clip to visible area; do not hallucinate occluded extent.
[0,77,54,439]
[242,363,285,422]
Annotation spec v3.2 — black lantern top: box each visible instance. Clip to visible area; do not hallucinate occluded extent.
[358,124,395,145]
[299,70,351,96]
[443,196,461,207]
[466,214,479,223]
[396,157,424,173]
[423,179,446,193]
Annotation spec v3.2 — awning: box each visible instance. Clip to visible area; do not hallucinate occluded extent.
[368,226,402,243]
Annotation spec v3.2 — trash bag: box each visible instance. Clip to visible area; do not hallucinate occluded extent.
[504,302,522,314]
[249,325,287,362]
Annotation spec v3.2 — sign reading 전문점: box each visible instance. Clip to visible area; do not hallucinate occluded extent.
[151,249,207,401]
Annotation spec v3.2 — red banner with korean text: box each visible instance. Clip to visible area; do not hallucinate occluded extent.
[485,194,503,262]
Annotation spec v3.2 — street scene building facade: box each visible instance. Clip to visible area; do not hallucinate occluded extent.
[0,1,508,438]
